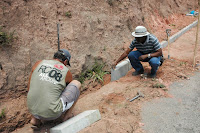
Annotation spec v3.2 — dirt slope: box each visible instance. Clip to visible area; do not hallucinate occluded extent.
[0,0,199,132]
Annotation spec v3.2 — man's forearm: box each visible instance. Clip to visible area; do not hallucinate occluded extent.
[149,52,161,57]
[116,53,128,64]
[115,48,132,65]
[150,49,162,57]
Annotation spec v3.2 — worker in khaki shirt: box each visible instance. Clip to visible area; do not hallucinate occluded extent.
[27,49,81,128]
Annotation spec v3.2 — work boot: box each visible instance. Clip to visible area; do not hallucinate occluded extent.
[132,69,144,76]
[147,73,156,78]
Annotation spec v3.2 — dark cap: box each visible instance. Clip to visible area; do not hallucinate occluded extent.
[60,49,71,66]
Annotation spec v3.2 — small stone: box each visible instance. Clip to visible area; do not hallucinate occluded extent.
[114,111,117,115]
[41,15,47,19]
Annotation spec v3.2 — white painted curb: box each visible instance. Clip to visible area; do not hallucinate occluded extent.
[50,110,101,133]
[161,20,198,48]
[111,59,132,81]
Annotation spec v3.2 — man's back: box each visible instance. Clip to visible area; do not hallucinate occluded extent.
[27,60,69,118]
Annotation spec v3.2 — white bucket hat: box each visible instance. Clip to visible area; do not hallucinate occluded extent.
[132,26,150,37]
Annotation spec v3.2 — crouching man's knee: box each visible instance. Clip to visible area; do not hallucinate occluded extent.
[70,80,81,90]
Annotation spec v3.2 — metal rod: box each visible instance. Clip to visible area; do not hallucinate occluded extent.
[57,23,60,50]
[129,95,140,102]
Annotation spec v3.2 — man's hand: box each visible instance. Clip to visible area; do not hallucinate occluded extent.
[111,62,117,69]
[139,55,148,61]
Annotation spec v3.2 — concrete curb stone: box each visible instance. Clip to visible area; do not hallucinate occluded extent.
[50,110,101,133]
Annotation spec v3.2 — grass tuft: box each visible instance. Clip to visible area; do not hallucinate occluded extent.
[79,61,109,84]
[152,83,166,88]
[0,108,6,119]
[0,27,15,46]
[65,11,72,18]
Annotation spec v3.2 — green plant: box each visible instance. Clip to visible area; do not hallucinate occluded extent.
[103,46,106,51]
[2,7,6,16]
[169,24,176,27]
[0,108,6,119]
[152,83,166,88]
[79,61,109,84]
[65,11,72,18]
[179,61,186,66]
[79,72,86,84]
[0,27,15,46]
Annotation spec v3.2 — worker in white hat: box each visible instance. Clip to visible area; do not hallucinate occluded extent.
[112,26,163,78]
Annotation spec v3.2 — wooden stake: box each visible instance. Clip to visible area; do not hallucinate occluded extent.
[193,3,200,67]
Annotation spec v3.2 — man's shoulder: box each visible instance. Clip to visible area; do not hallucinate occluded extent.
[149,34,158,40]
[32,60,43,69]
[130,39,137,44]
[148,34,160,44]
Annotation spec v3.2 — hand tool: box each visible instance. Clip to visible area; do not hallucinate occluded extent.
[129,91,144,102]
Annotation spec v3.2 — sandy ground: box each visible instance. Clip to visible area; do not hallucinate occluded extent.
[10,19,200,133]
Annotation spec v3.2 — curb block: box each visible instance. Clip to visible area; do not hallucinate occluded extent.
[111,20,198,81]
[111,59,132,81]
[161,20,198,48]
[50,110,101,133]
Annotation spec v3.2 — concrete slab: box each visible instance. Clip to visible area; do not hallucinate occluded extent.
[50,110,101,133]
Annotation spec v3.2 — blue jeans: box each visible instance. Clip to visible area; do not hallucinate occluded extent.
[128,51,161,75]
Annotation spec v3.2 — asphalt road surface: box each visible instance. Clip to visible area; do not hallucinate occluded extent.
[142,72,200,133]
